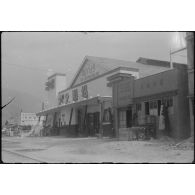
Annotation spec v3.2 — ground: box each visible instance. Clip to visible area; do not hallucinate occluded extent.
[1,136,194,163]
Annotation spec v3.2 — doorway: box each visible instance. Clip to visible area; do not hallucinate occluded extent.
[86,113,95,136]
[77,109,83,135]
[126,107,132,127]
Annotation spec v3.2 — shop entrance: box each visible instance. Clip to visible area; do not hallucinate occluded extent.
[86,112,100,136]
[77,109,84,135]
[118,107,133,128]
[126,108,133,127]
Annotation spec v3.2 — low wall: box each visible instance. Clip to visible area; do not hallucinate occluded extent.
[103,123,113,137]
[118,128,129,141]
[59,125,78,137]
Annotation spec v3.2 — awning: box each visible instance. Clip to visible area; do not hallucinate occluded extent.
[36,96,112,116]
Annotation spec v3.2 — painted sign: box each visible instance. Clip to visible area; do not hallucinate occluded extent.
[72,89,78,102]
[79,63,99,83]
[58,85,88,105]
[117,78,134,106]
[81,85,88,98]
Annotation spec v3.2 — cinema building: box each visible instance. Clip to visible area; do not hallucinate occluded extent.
[37,56,190,139]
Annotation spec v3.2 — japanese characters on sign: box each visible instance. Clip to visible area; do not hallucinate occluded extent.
[117,78,134,106]
[58,94,64,105]
[59,84,89,105]
[72,89,78,102]
[81,85,88,98]
[64,93,69,104]
[79,64,99,83]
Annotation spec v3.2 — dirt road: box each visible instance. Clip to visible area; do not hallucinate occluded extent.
[1,136,194,163]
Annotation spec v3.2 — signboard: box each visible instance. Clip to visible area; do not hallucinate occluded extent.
[117,78,134,107]
[59,84,89,105]
[73,61,102,86]
[79,63,99,83]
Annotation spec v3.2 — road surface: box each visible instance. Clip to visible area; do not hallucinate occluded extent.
[2,150,42,163]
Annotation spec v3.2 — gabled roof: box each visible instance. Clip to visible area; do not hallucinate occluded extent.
[68,55,170,89]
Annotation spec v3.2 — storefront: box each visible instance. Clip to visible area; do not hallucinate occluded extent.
[38,96,112,137]
[37,55,188,138]
[108,64,190,140]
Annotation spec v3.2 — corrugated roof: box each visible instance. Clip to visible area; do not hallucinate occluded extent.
[69,55,170,88]
[136,57,187,68]
[86,55,170,77]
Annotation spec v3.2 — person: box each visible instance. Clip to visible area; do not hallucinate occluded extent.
[133,112,138,126]
[162,104,170,136]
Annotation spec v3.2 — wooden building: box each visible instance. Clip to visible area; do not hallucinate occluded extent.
[37,56,188,138]
[107,63,190,139]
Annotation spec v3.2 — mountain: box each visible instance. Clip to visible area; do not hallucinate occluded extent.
[2,88,43,126]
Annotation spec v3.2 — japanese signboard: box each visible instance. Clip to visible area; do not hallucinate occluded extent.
[117,78,134,107]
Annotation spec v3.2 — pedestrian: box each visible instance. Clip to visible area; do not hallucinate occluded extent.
[162,104,170,136]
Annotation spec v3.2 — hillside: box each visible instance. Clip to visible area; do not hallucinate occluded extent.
[2,88,42,125]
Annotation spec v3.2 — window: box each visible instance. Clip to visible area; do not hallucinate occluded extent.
[103,108,111,123]
[162,97,173,107]
[162,97,174,114]
[136,103,142,112]
[145,102,149,115]
[149,100,158,116]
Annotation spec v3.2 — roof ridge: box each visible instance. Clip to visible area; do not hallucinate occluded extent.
[85,55,139,64]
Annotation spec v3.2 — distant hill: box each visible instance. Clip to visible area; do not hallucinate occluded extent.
[2,88,42,126]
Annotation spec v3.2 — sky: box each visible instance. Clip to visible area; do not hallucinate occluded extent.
[2,32,187,101]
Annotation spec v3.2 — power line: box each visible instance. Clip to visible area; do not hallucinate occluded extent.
[2,62,48,72]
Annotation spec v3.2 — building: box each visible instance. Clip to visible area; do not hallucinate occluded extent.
[37,56,189,138]
[20,112,44,126]
[108,63,190,140]
[186,32,194,137]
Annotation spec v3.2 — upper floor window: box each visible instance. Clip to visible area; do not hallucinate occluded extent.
[72,89,78,102]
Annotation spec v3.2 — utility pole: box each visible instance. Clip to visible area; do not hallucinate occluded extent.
[170,48,173,69]
[1,97,15,110]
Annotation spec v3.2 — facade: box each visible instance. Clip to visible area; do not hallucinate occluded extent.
[37,55,189,139]
[20,112,44,126]
[186,32,194,137]
[108,64,190,139]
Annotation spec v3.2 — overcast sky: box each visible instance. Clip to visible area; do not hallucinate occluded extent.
[2,32,187,100]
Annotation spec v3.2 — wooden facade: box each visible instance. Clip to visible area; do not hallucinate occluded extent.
[108,65,191,140]
[37,56,190,139]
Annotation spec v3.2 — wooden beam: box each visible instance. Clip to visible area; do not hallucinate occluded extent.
[69,108,74,127]
[99,101,104,137]
[83,105,88,135]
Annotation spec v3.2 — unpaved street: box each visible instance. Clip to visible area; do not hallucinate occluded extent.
[2,136,194,163]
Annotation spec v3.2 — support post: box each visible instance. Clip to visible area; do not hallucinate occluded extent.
[69,108,73,127]
[99,100,104,138]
